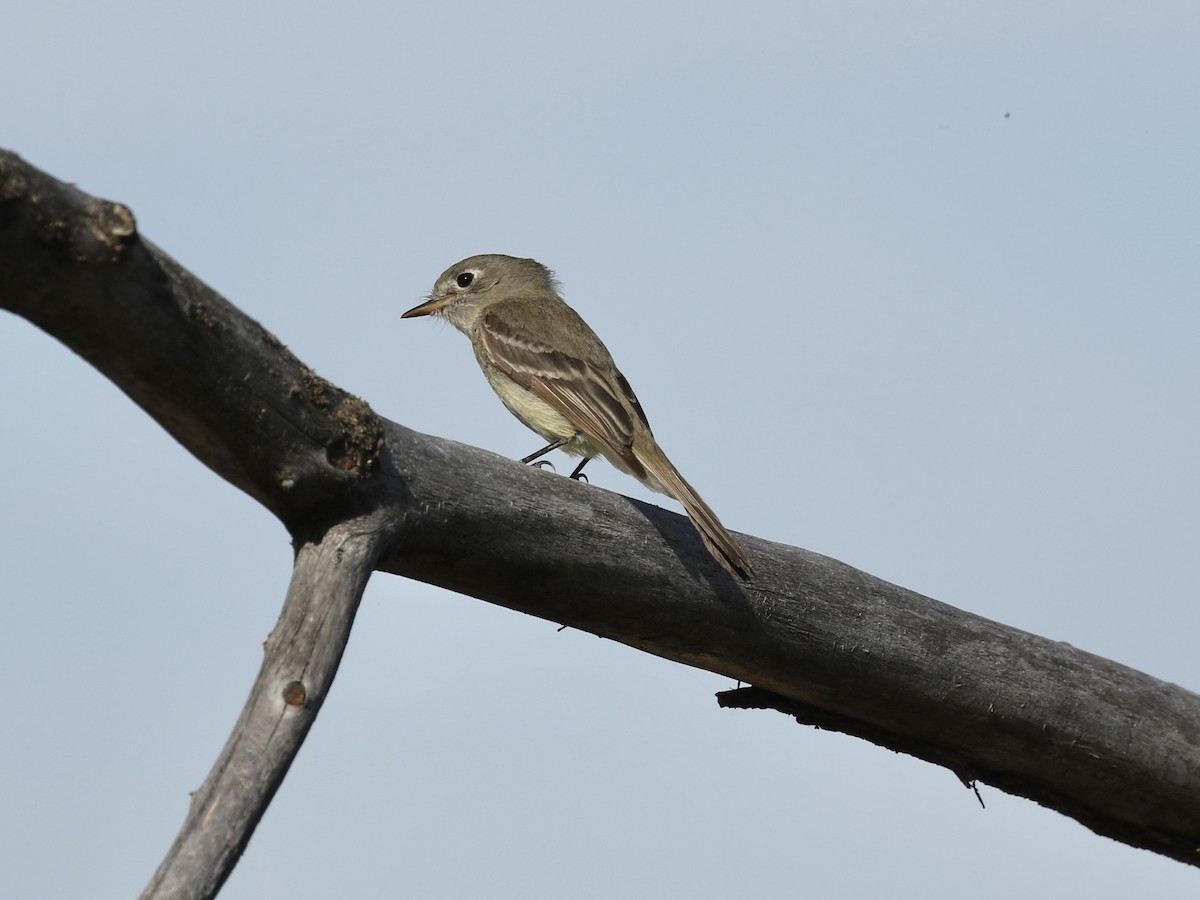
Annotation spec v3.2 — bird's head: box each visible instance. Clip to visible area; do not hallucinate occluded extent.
[403,254,558,330]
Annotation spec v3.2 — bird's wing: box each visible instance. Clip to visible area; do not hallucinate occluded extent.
[482,306,752,579]
[480,309,647,467]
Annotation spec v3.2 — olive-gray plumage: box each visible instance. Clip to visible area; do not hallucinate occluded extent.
[402,254,751,578]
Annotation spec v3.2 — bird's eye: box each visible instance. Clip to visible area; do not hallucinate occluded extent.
[456,272,475,288]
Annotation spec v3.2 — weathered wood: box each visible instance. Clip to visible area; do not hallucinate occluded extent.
[141,522,387,900]
[376,426,1200,865]
[0,149,384,532]
[3,149,1198,894]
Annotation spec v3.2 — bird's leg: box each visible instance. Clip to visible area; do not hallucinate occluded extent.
[568,457,591,483]
[521,437,571,465]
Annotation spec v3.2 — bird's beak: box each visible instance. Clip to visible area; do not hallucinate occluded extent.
[401,293,452,318]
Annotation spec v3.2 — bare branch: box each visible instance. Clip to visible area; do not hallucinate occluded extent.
[3,148,1199,886]
[140,519,389,900]
[0,149,384,532]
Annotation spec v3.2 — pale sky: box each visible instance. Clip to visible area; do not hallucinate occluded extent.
[2,3,1198,898]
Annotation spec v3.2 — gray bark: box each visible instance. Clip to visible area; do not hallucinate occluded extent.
[141,521,387,899]
[2,149,1198,897]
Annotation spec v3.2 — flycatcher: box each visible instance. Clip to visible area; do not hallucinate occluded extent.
[402,254,752,579]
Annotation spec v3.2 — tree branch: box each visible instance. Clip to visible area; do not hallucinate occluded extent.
[140,520,389,900]
[3,148,1198,888]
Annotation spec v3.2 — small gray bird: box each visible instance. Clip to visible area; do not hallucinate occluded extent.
[403,254,752,579]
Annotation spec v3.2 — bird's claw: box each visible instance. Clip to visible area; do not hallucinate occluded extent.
[530,460,556,472]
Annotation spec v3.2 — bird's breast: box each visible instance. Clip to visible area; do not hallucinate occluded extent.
[484,367,579,443]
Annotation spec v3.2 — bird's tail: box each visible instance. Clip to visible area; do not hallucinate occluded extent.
[636,449,753,579]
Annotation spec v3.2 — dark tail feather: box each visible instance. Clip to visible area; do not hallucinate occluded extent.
[640,453,752,579]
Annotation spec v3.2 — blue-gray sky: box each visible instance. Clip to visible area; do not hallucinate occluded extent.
[2,3,1197,897]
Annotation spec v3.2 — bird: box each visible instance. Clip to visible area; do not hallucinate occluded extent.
[402,254,752,579]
